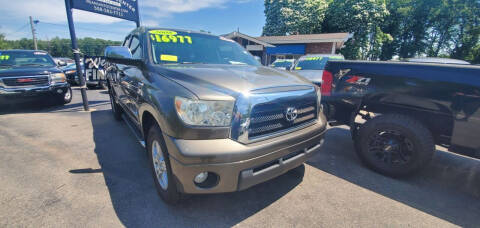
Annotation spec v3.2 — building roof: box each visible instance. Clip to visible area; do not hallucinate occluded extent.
[256,33,351,44]
[223,32,275,47]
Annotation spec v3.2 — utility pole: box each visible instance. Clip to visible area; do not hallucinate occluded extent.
[29,16,38,50]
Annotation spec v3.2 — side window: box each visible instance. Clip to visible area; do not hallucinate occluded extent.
[122,35,131,47]
[129,36,142,59]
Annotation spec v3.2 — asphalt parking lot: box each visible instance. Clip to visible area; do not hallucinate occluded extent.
[1,88,479,227]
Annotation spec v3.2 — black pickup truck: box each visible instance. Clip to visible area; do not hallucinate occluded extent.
[104,27,326,204]
[322,61,480,177]
[0,50,72,106]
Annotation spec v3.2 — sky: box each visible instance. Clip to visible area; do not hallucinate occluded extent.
[0,0,266,41]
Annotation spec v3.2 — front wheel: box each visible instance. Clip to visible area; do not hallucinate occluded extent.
[54,87,72,105]
[355,114,435,177]
[108,86,122,121]
[147,124,181,204]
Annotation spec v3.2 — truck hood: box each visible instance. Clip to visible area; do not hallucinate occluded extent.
[152,64,312,99]
[293,70,324,83]
[0,66,61,77]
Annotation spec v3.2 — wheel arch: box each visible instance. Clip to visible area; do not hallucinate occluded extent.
[360,102,453,146]
[139,105,164,140]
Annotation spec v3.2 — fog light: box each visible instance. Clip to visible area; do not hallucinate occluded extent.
[194,172,208,184]
[57,89,63,94]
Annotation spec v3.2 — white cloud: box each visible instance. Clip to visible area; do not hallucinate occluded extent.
[0,0,252,24]
[142,0,228,14]
[0,0,121,24]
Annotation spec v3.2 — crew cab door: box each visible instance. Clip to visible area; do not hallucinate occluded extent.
[117,34,144,124]
[450,87,480,154]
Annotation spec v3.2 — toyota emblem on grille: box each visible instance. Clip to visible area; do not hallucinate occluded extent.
[285,107,298,122]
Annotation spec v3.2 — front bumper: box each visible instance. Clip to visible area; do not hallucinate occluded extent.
[0,83,70,103]
[164,117,327,194]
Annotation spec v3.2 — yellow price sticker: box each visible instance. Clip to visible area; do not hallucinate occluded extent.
[0,55,10,60]
[160,54,178,62]
[329,56,344,60]
[304,57,322,61]
[149,30,192,44]
[149,30,178,36]
[150,34,192,44]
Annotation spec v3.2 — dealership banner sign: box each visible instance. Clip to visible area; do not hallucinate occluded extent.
[70,0,140,24]
[84,56,107,82]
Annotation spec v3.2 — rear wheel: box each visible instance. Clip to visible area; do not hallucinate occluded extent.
[108,86,122,121]
[147,124,181,204]
[355,114,435,177]
[98,81,107,90]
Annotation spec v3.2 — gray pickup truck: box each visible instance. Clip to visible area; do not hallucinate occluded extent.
[104,27,327,204]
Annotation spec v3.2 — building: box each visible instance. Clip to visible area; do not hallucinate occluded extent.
[223,31,351,65]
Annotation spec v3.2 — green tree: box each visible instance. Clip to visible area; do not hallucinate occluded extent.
[450,0,480,61]
[0,34,10,49]
[471,45,480,64]
[263,0,328,35]
[323,0,390,60]
[380,0,436,59]
[0,36,120,57]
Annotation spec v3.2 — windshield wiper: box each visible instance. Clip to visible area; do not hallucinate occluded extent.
[0,63,13,68]
[20,63,48,67]
[179,62,207,64]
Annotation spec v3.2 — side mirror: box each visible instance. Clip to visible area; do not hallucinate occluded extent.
[58,60,67,67]
[104,46,143,67]
[105,46,133,59]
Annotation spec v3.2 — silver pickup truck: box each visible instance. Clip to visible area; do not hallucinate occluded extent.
[105,27,327,204]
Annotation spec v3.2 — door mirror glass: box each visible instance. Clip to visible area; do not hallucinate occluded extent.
[105,46,133,59]
[58,60,67,67]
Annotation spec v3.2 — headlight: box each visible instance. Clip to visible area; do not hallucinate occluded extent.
[174,97,234,127]
[65,70,76,74]
[50,73,66,84]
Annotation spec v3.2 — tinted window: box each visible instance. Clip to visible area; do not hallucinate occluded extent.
[123,35,131,47]
[295,56,344,70]
[149,30,259,66]
[272,60,294,68]
[0,51,56,68]
[129,36,142,59]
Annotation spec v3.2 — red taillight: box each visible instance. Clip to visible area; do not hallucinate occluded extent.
[321,70,333,96]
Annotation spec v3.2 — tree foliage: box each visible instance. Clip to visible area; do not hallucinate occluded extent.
[323,0,390,60]
[0,35,121,57]
[262,0,480,63]
[263,0,328,36]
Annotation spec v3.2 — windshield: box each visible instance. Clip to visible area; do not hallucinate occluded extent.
[149,30,260,66]
[295,56,344,70]
[272,60,294,68]
[0,51,56,68]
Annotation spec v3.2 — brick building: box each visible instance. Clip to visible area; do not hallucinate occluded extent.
[223,32,351,65]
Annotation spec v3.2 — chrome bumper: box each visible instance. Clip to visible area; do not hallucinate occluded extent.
[0,83,69,95]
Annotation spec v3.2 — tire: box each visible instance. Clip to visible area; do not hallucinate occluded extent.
[98,81,107,90]
[108,86,123,121]
[355,114,435,177]
[87,84,96,90]
[55,87,72,105]
[147,124,181,204]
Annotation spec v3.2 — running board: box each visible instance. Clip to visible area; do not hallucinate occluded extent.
[121,114,146,148]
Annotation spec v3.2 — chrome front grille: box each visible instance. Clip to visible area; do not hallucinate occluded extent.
[1,75,50,87]
[230,85,319,144]
[248,100,317,138]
